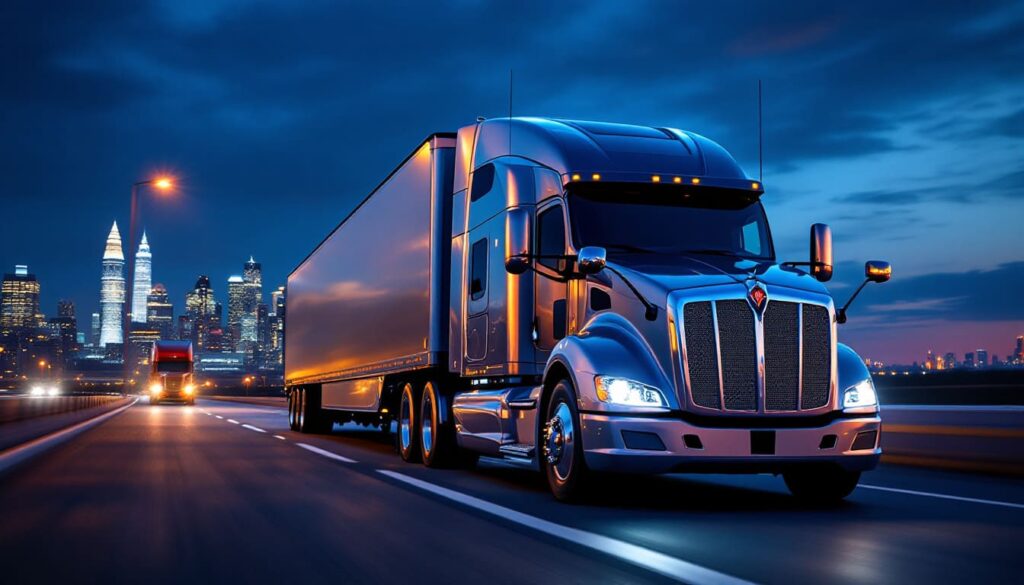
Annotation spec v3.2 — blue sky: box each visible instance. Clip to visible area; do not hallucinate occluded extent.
[1,0,1021,363]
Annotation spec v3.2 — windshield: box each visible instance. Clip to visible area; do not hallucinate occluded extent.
[567,183,774,261]
[156,361,191,373]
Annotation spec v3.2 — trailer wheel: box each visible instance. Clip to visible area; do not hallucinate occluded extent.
[397,382,421,462]
[784,466,861,504]
[288,389,300,431]
[419,381,456,467]
[299,387,333,434]
[543,379,591,502]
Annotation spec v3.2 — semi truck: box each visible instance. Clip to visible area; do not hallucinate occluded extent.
[149,340,196,406]
[285,117,891,502]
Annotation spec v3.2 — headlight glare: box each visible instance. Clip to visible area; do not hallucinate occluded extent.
[30,386,45,396]
[183,384,195,395]
[595,376,667,407]
[46,386,59,397]
[149,383,163,395]
[843,379,877,409]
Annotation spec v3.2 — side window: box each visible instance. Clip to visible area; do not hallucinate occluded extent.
[469,238,488,300]
[741,221,761,256]
[536,206,566,272]
[470,164,495,202]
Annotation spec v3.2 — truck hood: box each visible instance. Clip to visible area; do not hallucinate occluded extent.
[605,253,830,306]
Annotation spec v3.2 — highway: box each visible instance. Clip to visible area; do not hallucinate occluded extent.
[1,399,1021,584]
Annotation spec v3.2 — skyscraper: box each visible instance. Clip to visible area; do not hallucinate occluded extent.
[976,349,988,368]
[49,301,78,366]
[1016,336,1023,365]
[99,221,125,346]
[185,275,218,350]
[944,352,956,370]
[146,284,174,339]
[227,275,246,350]
[90,312,100,346]
[131,231,152,324]
[1,265,41,330]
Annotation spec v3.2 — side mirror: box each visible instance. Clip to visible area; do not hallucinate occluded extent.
[865,260,892,283]
[504,208,531,274]
[809,223,833,282]
[577,246,607,275]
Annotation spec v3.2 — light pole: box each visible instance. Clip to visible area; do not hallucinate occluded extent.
[123,176,175,392]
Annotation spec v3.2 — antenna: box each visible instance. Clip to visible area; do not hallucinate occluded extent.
[508,68,513,155]
[753,78,761,182]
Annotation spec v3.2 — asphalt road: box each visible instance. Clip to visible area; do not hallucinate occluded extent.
[1,398,1022,584]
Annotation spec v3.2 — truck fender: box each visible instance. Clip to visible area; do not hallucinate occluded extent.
[543,311,675,415]
[836,343,876,406]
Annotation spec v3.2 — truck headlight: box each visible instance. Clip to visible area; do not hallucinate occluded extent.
[595,376,667,407]
[183,384,195,395]
[46,386,60,397]
[843,379,877,409]
[30,386,45,397]
[149,383,163,395]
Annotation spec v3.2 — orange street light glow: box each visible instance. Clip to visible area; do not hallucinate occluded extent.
[153,176,175,191]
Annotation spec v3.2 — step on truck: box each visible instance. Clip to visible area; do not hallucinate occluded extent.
[285,117,891,502]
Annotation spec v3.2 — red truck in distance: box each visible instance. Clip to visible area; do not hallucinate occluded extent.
[149,341,196,406]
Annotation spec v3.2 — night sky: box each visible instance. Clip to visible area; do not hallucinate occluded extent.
[1,1,1021,363]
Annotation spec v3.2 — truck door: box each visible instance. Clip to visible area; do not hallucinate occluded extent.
[534,200,569,354]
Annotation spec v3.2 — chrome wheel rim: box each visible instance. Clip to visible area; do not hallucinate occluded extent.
[421,390,434,458]
[400,387,413,453]
[297,390,305,429]
[545,402,575,482]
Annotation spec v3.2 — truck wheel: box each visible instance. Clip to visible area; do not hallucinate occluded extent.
[784,466,861,504]
[543,379,591,502]
[288,389,301,431]
[299,387,332,434]
[397,382,421,462]
[420,381,456,467]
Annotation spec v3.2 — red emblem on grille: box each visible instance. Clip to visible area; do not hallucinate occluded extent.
[748,285,767,312]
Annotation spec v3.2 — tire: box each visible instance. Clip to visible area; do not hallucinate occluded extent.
[299,386,332,434]
[543,379,591,502]
[288,389,300,431]
[419,381,457,467]
[397,382,421,463]
[784,466,861,504]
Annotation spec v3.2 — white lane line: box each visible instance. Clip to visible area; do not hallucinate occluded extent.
[227,419,240,424]
[0,399,138,474]
[297,443,357,463]
[273,435,287,441]
[860,484,1024,510]
[242,424,266,433]
[215,415,223,419]
[377,470,751,585]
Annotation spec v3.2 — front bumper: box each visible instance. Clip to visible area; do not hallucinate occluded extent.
[580,412,881,474]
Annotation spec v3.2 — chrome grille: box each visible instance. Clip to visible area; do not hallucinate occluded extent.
[682,296,832,413]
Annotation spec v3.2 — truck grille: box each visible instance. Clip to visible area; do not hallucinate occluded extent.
[682,298,832,412]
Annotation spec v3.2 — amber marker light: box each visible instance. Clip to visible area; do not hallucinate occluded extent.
[651,175,661,183]
[571,173,581,181]
[751,182,760,190]
[673,176,682,184]
[591,173,601,181]
[691,177,701,185]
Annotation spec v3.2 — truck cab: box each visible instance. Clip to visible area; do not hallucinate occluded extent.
[447,118,888,500]
[149,340,196,406]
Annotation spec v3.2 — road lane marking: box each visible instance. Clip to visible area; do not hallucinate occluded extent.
[377,470,752,585]
[242,424,266,433]
[215,415,223,419]
[0,398,138,474]
[273,435,287,440]
[227,419,240,424]
[860,484,1024,510]
[297,443,357,463]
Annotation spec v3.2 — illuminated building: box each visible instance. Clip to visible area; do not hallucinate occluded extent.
[131,232,152,323]
[90,312,100,346]
[963,352,975,368]
[185,275,219,350]
[48,300,78,365]
[146,284,174,339]
[99,221,125,346]
[1016,336,1023,365]
[944,352,956,369]
[227,275,246,350]
[976,349,988,368]
[1,265,41,330]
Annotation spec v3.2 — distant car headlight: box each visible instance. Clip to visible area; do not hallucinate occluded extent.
[149,382,163,395]
[843,379,878,409]
[30,386,45,396]
[183,384,195,395]
[595,376,667,408]
[46,386,60,397]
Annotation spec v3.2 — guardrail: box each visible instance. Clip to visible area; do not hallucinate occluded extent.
[0,394,127,425]
[881,405,1024,475]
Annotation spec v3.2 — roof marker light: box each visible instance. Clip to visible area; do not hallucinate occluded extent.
[751,182,760,190]
[673,176,682,184]
[591,173,601,181]
[571,173,581,181]
[691,177,701,185]
[651,175,661,183]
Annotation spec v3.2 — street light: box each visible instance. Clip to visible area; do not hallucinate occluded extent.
[123,174,177,392]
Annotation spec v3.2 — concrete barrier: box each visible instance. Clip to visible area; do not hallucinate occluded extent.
[0,394,127,425]
[881,405,1024,475]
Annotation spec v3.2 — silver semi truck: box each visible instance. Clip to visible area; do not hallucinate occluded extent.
[286,117,891,502]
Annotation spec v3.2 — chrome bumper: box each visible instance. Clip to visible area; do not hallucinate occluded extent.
[580,412,881,474]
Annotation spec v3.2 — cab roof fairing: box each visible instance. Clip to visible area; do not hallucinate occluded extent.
[459,117,761,193]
